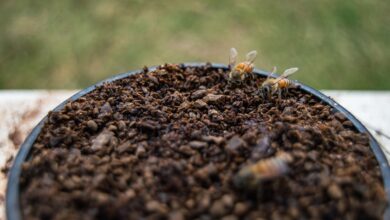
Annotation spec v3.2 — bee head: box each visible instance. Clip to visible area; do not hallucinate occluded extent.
[259,84,272,98]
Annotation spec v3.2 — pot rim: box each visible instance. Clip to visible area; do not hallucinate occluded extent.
[6,63,390,220]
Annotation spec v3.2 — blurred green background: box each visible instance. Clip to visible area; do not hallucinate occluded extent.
[1,0,389,89]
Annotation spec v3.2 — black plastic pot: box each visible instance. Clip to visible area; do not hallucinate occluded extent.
[6,63,390,219]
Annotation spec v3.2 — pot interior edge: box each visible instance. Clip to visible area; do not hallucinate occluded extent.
[6,63,390,220]
[5,68,148,220]
[296,83,390,191]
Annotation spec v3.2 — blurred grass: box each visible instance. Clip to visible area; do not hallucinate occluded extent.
[0,0,389,89]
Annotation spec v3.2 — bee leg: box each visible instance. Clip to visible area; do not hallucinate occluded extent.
[249,73,254,82]
[240,74,246,84]
[261,90,266,100]
[278,89,282,101]
[283,88,288,97]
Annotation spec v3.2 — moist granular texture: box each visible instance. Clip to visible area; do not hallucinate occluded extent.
[20,64,387,219]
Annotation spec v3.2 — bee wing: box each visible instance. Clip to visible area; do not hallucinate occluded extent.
[245,50,257,64]
[266,66,277,79]
[229,48,238,67]
[272,67,298,84]
[281,67,299,78]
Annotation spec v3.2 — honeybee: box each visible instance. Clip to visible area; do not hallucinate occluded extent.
[233,152,293,190]
[228,48,257,82]
[260,67,299,99]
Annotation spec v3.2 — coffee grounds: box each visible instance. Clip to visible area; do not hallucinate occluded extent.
[20,64,386,219]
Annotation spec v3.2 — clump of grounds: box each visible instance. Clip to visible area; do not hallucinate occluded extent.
[20,64,387,219]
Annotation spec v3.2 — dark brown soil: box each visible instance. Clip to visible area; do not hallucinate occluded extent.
[20,64,387,220]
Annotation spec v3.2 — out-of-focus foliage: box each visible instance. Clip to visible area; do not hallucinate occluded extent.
[1,0,389,89]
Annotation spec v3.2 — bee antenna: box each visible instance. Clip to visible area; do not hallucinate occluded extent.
[266,66,277,79]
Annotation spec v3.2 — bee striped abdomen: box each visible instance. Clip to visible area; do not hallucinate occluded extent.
[278,79,291,89]
[243,64,254,73]
[233,152,292,189]
[250,157,289,180]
